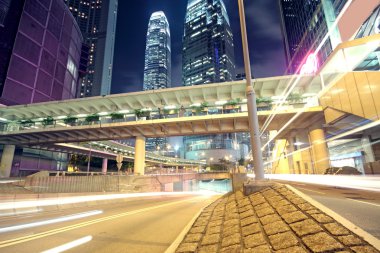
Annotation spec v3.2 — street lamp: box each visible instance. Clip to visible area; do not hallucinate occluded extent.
[237,0,264,180]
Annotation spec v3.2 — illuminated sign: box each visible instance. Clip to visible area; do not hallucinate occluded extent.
[300,53,318,75]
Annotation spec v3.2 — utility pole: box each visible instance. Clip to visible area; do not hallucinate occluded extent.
[238,0,264,180]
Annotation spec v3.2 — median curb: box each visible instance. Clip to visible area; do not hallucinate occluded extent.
[173,183,379,253]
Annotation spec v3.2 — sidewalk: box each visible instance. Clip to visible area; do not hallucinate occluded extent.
[175,184,379,253]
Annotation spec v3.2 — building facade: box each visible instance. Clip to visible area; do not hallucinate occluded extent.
[0,0,83,176]
[182,0,244,164]
[143,11,171,151]
[279,0,347,74]
[0,0,83,105]
[64,0,118,97]
[182,0,235,86]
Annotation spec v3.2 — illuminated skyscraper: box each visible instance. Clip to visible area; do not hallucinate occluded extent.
[182,0,242,162]
[143,11,171,91]
[143,11,171,151]
[64,0,118,97]
[182,0,235,85]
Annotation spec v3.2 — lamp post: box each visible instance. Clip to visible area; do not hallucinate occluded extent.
[238,0,264,180]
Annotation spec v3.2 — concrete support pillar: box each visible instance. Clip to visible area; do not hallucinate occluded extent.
[176,166,179,174]
[0,145,15,178]
[134,136,146,175]
[362,135,375,164]
[287,138,295,174]
[309,128,330,174]
[102,158,108,174]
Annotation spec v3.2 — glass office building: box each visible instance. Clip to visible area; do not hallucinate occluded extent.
[279,0,347,74]
[64,0,118,97]
[182,0,243,163]
[0,0,83,105]
[143,11,171,91]
[143,11,171,151]
[182,0,235,85]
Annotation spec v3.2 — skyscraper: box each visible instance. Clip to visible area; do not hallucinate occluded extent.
[182,0,240,163]
[143,11,171,91]
[143,11,171,151]
[279,0,347,74]
[64,0,118,97]
[183,0,235,85]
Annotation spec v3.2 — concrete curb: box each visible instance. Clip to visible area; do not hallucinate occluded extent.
[164,208,204,253]
[286,184,380,251]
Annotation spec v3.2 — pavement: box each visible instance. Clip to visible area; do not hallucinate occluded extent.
[0,193,219,253]
[274,180,380,240]
[175,184,379,253]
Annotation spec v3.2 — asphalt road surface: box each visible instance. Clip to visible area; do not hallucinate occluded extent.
[0,194,219,253]
[273,179,380,239]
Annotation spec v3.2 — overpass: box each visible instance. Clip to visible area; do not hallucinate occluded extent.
[0,34,379,177]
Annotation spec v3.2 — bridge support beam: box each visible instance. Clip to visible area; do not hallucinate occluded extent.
[102,158,108,174]
[0,145,15,178]
[134,136,146,175]
[309,128,330,174]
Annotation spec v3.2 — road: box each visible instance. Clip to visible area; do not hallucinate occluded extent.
[0,194,218,253]
[271,179,380,239]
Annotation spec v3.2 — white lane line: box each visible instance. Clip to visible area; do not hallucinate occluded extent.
[40,236,92,253]
[0,210,103,233]
[295,186,326,195]
[346,198,380,208]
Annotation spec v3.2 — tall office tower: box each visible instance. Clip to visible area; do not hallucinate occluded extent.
[0,0,83,176]
[143,11,171,151]
[182,0,244,163]
[279,0,348,74]
[64,0,118,97]
[143,11,171,91]
[183,0,235,85]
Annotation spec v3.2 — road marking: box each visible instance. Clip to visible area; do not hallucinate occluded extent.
[346,198,380,208]
[40,236,92,253]
[0,196,206,249]
[0,210,102,233]
[295,186,326,195]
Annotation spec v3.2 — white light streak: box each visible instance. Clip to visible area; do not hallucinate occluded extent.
[0,210,102,233]
[41,236,93,253]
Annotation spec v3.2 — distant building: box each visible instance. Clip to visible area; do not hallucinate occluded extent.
[64,0,118,97]
[182,0,246,164]
[143,11,171,151]
[143,11,171,91]
[0,0,82,105]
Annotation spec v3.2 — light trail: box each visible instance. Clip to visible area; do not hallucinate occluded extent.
[0,191,220,211]
[260,0,353,135]
[40,236,93,253]
[0,210,103,233]
[260,174,380,192]
[0,196,211,249]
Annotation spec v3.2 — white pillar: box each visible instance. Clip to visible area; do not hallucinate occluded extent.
[102,158,108,174]
[0,145,15,178]
[362,135,375,174]
[134,136,146,175]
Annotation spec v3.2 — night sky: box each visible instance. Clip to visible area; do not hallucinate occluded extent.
[111,0,286,94]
